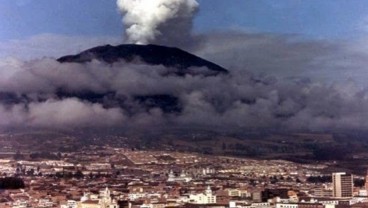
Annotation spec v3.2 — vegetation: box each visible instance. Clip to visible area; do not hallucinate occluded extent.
[0,177,25,189]
[30,152,61,160]
[312,145,352,161]
[306,176,332,183]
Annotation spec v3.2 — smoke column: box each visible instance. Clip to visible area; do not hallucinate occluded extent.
[117,0,199,45]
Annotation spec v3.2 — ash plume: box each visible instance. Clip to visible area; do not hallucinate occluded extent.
[116,0,199,46]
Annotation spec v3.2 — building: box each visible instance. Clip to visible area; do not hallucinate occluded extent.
[61,187,119,208]
[61,200,78,208]
[314,186,333,198]
[275,203,298,208]
[332,172,353,197]
[167,170,192,183]
[189,186,217,204]
[365,170,368,191]
[261,189,289,202]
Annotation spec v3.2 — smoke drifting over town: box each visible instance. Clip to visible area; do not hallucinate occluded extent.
[117,0,199,46]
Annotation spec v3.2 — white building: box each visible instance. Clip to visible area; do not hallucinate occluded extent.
[37,199,54,207]
[189,186,216,204]
[275,203,298,208]
[332,172,353,197]
[61,187,119,208]
[11,200,30,208]
[61,200,78,208]
[229,201,271,208]
[167,170,192,183]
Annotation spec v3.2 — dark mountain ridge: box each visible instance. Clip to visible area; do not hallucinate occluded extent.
[1,44,229,114]
[57,44,228,76]
[56,44,229,113]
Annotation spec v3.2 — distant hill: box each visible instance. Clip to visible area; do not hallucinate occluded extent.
[57,44,228,76]
[55,44,229,113]
[0,45,229,114]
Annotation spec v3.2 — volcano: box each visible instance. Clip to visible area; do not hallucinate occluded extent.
[57,44,228,76]
[0,45,229,115]
[55,44,229,113]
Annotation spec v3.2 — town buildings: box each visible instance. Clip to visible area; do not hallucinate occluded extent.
[0,147,367,208]
[332,172,353,198]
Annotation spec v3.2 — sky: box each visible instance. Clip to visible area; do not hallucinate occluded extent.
[2,0,368,132]
[1,0,368,41]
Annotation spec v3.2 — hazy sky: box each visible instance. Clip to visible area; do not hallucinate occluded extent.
[1,0,368,41]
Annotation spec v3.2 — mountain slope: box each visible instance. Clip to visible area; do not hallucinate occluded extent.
[0,45,229,114]
[54,44,229,112]
[57,44,228,76]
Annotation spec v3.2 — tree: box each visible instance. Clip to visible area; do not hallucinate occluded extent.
[306,176,332,183]
[55,172,63,178]
[74,170,84,179]
[13,151,24,160]
[26,169,34,176]
[313,146,352,161]
[354,179,365,187]
[222,142,227,151]
[0,177,25,189]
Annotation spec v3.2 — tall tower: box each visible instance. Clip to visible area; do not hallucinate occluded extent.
[332,172,353,197]
[205,186,212,196]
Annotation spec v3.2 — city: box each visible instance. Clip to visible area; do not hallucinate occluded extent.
[0,145,367,208]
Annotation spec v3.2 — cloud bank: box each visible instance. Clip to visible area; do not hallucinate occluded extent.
[0,52,367,133]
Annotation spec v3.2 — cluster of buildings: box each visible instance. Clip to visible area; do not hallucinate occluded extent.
[0,147,367,208]
[60,188,118,208]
